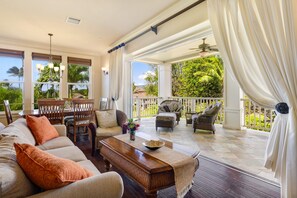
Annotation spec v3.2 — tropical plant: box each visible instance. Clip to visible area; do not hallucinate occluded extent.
[33,63,60,104]
[132,82,137,93]
[7,66,23,88]
[144,65,158,96]
[68,64,89,98]
[172,55,224,97]
[0,86,22,111]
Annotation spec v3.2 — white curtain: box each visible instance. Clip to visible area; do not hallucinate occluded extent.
[108,47,125,109]
[208,0,297,197]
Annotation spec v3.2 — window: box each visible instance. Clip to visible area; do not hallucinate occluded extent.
[32,53,62,108]
[0,48,24,111]
[67,57,91,98]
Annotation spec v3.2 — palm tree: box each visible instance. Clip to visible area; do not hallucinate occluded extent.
[68,64,89,98]
[6,66,23,88]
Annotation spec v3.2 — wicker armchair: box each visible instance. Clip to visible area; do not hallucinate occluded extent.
[89,109,127,156]
[158,100,182,124]
[192,103,222,134]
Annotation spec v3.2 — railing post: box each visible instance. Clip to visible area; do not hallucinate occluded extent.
[136,97,141,121]
[191,98,196,112]
[158,97,163,106]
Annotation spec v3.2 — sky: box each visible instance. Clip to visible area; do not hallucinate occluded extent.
[0,57,23,82]
[0,57,47,82]
[132,61,155,86]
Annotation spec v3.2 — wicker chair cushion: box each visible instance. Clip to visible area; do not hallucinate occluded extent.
[159,100,182,113]
[156,113,176,121]
[95,110,118,128]
[163,105,171,112]
[203,104,219,115]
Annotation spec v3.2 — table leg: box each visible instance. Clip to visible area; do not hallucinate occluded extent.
[145,190,158,198]
[103,158,111,171]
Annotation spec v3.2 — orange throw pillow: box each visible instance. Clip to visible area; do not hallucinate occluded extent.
[26,115,59,145]
[14,143,93,190]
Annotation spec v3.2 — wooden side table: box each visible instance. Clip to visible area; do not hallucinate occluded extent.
[185,112,198,126]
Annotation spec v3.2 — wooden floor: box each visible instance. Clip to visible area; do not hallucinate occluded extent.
[75,137,280,198]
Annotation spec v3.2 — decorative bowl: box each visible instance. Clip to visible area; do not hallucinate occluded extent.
[143,140,165,150]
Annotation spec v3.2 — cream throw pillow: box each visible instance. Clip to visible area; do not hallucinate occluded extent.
[95,110,118,128]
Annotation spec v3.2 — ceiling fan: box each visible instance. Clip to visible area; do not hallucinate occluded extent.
[189,38,218,56]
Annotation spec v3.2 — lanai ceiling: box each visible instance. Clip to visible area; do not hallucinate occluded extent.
[0,0,179,55]
[137,35,217,64]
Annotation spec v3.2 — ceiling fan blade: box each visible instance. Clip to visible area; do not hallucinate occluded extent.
[209,48,219,51]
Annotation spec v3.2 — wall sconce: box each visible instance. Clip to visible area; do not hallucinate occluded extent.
[102,67,109,75]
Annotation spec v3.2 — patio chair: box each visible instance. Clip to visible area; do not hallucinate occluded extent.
[192,102,222,134]
[157,100,182,124]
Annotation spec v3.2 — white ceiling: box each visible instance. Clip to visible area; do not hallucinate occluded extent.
[0,0,179,55]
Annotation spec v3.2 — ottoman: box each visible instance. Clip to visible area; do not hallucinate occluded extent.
[155,112,177,131]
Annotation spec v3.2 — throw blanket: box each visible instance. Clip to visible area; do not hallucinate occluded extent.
[115,134,196,198]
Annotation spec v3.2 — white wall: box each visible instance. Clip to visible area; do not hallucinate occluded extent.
[0,40,101,125]
[100,54,110,98]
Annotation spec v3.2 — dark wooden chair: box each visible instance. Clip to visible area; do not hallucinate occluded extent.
[66,99,94,143]
[3,100,13,125]
[192,102,222,134]
[37,99,65,125]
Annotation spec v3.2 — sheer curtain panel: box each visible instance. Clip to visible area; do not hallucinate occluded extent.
[108,47,125,109]
[208,0,297,197]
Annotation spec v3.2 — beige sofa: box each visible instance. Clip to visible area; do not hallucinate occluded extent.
[0,118,124,198]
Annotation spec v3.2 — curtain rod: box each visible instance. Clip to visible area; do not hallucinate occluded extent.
[107,0,206,53]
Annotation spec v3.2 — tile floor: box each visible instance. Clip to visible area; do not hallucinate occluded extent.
[137,117,279,183]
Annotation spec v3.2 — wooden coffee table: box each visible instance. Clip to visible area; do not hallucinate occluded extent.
[100,134,199,198]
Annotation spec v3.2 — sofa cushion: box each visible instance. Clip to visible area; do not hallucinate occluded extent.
[45,146,87,162]
[14,143,93,190]
[96,126,122,137]
[0,136,39,197]
[77,160,101,175]
[95,110,118,128]
[0,122,5,131]
[26,115,59,145]
[0,125,33,145]
[37,136,74,151]
[9,118,36,145]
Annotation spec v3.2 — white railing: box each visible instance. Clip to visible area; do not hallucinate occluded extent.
[132,96,275,132]
[132,97,159,119]
[241,98,275,131]
[132,97,224,124]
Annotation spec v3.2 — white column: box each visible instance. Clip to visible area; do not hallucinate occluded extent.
[223,68,243,130]
[23,50,32,110]
[158,63,172,99]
